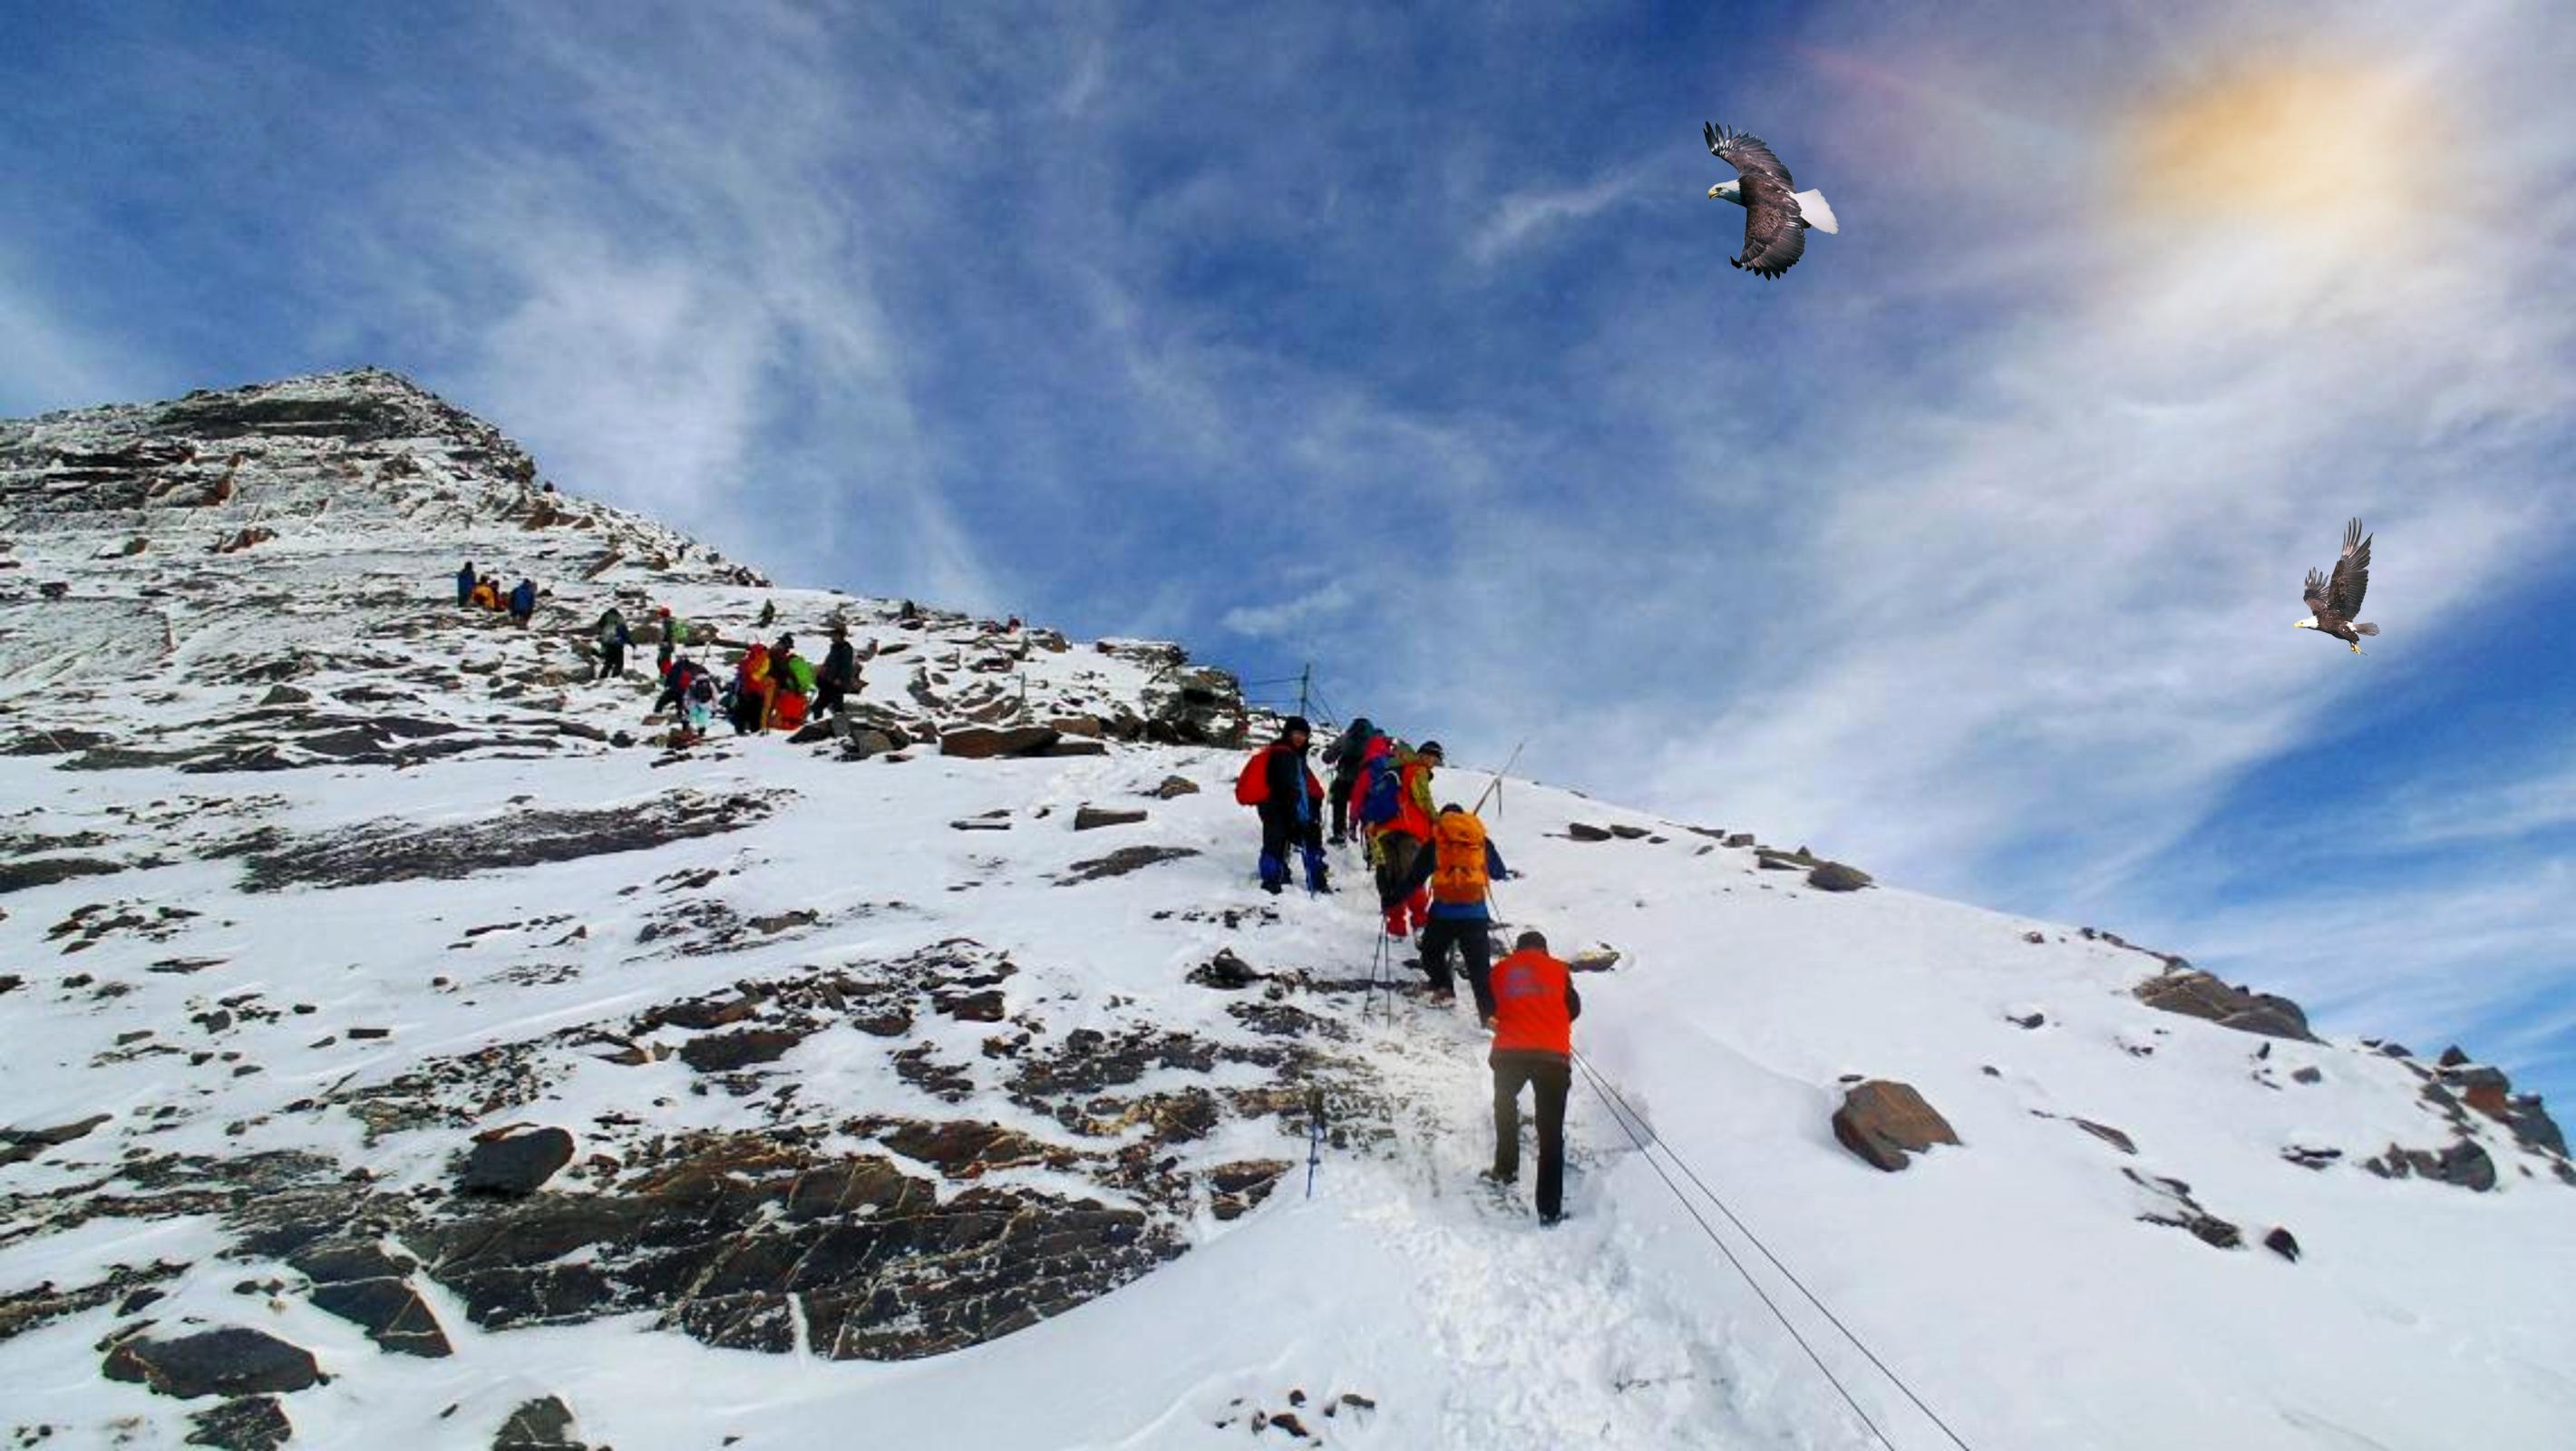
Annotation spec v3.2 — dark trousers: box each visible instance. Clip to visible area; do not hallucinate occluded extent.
[1259,806,1320,886]
[1492,1051,1571,1219]
[1329,774,1356,838]
[813,679,849,716]
[1417,915,1493,1012]
[597,645,625,679]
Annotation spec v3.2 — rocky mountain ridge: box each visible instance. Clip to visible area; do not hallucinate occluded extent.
[2,371,2570,1451]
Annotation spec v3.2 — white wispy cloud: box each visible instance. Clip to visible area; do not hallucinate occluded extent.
[1467,163,1653,265]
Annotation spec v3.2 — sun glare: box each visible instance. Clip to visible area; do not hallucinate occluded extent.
[2124,63,2433,245]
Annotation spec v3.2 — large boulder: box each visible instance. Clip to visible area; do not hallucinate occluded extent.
[460,1127,576,1196]
[102,1328,321,1399]
[939,726,1058,760]
[2133,970,2318,1042]
[1831,1080,1959,1172]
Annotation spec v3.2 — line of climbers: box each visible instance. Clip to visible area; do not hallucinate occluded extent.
[451,567,864,751]
[1239,715,1581,1224]
[454,560,540,627]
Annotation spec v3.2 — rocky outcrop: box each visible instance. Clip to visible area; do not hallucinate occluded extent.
[493,1396,589,1450]
[102,1328,321,1399]
[1831,1080,1959,1171]
[461,1128,577,1196]
[2132,969,2318,1042]
[187,1396,293,1451]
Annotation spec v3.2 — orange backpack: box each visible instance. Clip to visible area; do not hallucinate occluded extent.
[1430,811,1491,904]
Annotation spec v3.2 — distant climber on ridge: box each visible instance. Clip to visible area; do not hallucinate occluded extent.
[455,560,478,607]
[1484,930,1581,1226]
[507,578,537,628]
[814,620,860,718]
[594,605,631,680]
[655,605,686,674]
[1236,716,1328,895]
[1395,804,1513,1016]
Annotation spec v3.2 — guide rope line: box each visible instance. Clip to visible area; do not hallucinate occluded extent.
[1570,1048,1979,1451]
[1567,1049,1900,1450]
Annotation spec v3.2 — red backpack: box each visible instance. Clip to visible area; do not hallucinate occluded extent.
[1234,746,1275,806]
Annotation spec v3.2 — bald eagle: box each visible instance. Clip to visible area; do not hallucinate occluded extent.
[2298,518,2379,653]
[1705,122,1839,278]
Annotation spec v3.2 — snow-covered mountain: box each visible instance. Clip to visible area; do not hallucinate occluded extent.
[3,370,2570,1451]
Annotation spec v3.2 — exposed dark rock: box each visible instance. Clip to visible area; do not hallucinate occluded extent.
[2007,1012,2046,1030]
[2066,1117,2137,1155]
[1606,824,1651,841]
[2264,1227,2301,1262]
[1832,1081,1959,1172]
[0,856,128,894]
[0,1259,188,1342]
[2125,1168,2241,1250]
[1187,949,1261,989]
[306,1276,452,1358]
[1207,1160,1290,1221]
[493,1395,588,1450]
[2365,1139,2497,1193]
[461,1129,577,1196]
[1806,862,1873,892]
[241,792,773,891]
[1567,948,1620,973]
[678,1028,809,1073]
[2291,1066,2323,1085]
[1059,845,1200,884]
[1148,775,1201,799]
[1073,806,1148,831]
[1,1112,112,1167]
[102,1327,321,1399]
[2281,1144,2342,1171]
[187,1396,292,1451]
[938,726,1058,759]
[2132,970,2318,1042]
[1564,823,1615,842]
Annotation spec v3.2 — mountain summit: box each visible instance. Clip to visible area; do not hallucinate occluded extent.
[3,373,2571,1450]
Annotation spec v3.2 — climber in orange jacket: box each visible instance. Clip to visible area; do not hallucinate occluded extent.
[1484,930,1582,1225]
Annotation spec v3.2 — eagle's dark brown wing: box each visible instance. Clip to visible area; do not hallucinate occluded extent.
[1706,123,1807,278]
[2303,568,2332,618]
[2327,518,2372,617]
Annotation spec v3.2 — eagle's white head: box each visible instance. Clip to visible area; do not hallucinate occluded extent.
[1708,180,1744,206]
[2294,616,2317,629]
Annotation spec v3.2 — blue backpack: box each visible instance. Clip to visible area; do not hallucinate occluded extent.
[1359,754,1404,826]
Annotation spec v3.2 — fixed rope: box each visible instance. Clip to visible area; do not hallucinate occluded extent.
[1570,1048,1978,1451]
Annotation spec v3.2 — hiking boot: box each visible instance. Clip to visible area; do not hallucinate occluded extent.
[1478,1167,1514,1186]
[1262,881,1285,896]
[1539,1211,1565,1228]
[1428,987,1457,1005]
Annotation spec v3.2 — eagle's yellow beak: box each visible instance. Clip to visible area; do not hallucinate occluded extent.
[1707,184,1724,200]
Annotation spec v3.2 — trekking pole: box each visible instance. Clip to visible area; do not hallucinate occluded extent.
[1471,739,1528,816]
[1305,1086,1328,1197]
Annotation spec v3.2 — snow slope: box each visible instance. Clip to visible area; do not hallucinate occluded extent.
[4,373,2572,1451]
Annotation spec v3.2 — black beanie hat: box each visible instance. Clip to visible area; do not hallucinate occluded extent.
[1283,716,1311,736]
[1419,740,1444,759]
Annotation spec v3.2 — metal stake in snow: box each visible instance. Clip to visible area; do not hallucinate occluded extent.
[1471,738,1528,819]
[1304,1086,1328,1197]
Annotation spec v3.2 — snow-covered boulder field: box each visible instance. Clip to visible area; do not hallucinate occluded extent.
[4,372,2571,1449]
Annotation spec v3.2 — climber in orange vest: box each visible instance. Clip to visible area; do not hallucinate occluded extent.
[1485,929,1582,1225]
[1393,803,1512,1015]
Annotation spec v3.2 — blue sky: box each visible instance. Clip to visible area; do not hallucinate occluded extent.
[7,1,2572,1104]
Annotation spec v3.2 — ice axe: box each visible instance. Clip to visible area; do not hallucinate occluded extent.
[1304,1086,1328,1197]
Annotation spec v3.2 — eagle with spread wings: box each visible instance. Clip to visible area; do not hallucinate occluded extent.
[1705,122,1839,279]
[2298,518,2380,654]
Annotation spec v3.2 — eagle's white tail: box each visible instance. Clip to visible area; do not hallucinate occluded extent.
[2355,622,2379,636]
[1795,189,1839,234]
